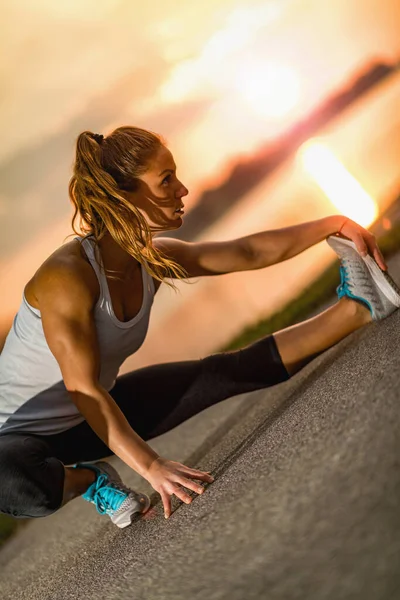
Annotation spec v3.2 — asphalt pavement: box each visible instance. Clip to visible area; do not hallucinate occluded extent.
[1,253,400,600]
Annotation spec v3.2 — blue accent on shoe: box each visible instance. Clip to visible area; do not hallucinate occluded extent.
[73,462,130,515]
[82,474,128,515]
[337,264,373,315]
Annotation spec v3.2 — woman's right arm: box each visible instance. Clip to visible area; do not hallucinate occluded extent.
[36,258,214,516]
[36,258,160,476]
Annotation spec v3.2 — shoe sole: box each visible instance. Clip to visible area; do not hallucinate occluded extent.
[112,493,151,529]
[327,235,400,307]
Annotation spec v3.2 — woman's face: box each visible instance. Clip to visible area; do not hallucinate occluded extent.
[126,145,189,234]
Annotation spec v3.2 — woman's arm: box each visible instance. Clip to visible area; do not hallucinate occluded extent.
[36,259,160,476]
[244,215,345,268]
[244,215,387,271]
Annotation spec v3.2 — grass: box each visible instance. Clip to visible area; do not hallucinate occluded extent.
[1,217,400,551]
[0,513,26,547]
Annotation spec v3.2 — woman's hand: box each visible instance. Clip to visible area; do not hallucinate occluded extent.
[337,217,388,271]
[144,456,215,519]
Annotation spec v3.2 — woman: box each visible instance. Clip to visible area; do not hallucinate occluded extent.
[0,126,399,527]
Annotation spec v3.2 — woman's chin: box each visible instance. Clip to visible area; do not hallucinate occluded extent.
[172,214,183,225]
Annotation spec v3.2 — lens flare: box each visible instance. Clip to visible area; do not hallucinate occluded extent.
[235,62,300,118]
[300,141,378,227]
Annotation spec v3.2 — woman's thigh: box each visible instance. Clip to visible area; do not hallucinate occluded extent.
[109,333,289,441]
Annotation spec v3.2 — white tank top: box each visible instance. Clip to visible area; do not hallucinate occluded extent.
[0,234,155,436]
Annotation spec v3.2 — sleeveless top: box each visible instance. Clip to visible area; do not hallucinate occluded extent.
[0,234,155,436]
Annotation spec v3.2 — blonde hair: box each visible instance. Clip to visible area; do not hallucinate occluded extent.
[65,125,193,292]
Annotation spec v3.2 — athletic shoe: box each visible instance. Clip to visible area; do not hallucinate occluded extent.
[73,460,151,528]
[326,234,400,321]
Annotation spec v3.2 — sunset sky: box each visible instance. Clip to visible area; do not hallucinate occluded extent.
[1,0,400,361]
[2,0,400,158]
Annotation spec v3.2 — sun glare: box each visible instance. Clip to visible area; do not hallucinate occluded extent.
[234,62,300,118]
[300,141,378,227]
[159,4,283,104]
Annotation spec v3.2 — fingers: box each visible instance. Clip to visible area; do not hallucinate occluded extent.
[160,489,172,519]
[372,247,387,271]
[161,484,200,519]
[161,468,215,520]
[370,241,387,271]
[340,221,387,271]
[363,233,388,271]
[182,467,215,483]
[175,475,207,497]
[354,231,387,271]
[354,232,368,257]
[171,482,197,505]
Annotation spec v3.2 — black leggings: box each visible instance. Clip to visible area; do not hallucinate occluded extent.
[0,334,289,519]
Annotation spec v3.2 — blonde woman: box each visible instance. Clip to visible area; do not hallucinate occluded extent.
[0,126,399,527]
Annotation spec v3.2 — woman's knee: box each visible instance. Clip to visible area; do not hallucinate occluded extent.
[0,435,65,518]
[202,335,290,389]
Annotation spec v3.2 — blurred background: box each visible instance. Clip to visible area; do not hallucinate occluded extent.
[2,0,400,373]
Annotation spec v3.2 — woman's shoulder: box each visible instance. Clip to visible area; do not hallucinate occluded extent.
[25,238,100,310]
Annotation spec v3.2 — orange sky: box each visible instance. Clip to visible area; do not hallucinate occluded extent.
[2,0,400,164]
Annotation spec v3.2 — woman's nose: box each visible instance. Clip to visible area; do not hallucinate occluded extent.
[178,184,189,198]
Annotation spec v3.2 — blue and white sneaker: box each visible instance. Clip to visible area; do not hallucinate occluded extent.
[326,234,400,321]
[73,460,151,528]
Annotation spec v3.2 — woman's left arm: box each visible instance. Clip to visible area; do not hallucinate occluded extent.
[245,215,388,272]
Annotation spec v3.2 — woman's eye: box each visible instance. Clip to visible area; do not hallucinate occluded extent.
[162,175,171,185]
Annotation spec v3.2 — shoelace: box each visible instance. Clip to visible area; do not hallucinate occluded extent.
[86,473,130,515]
[337,259,370,298]
[337,263,351,297]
